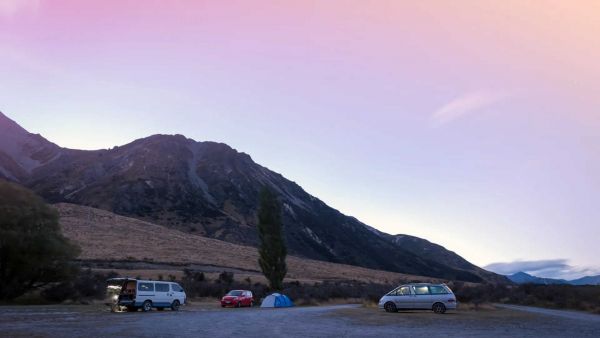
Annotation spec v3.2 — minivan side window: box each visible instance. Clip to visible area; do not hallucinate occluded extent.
[138,282,154,292]
[171,284,184,292]
[388,286,410,296]
[387,286,401,296]
[155,283,169,292]
[413,286,430,295]
[428,285,449,294]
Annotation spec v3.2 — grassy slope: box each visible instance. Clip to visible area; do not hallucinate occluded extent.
[56,203,438,285]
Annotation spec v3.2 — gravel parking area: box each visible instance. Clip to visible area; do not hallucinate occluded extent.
[1,303,599,337]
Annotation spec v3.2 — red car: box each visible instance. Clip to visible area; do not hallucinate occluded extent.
[221,290,254,308]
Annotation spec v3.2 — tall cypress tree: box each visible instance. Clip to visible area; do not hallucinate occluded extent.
[257,187,287,291]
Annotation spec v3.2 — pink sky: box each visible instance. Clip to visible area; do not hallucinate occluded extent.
[1,0,599,278]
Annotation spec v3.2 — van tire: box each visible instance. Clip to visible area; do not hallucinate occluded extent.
[432,302,446,314]
[384,302,397,313]
[142,300,152,312]
[171,300,181,311]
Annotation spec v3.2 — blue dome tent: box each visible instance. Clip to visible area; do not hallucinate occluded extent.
[260,293,294,308]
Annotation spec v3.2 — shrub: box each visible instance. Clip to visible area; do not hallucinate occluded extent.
[0,180,81,300]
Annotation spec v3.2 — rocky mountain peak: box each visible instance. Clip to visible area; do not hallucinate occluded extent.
[0,112,61,180]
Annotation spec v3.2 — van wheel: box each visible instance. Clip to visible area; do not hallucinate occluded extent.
[142,300,152,312]
[171,300,181,311]
[433,302,446,314]
[384,302,397,313]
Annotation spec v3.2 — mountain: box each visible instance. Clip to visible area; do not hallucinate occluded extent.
[570,275,600,286]
[507,271,600,285]
[507,272,568,285]
[0,112,62,181]
[388,234,502,282]
[0,111,507,283]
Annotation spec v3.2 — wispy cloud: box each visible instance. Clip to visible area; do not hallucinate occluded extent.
[0,0,40,17]
[430,90,507,126]
[484,259,600,280]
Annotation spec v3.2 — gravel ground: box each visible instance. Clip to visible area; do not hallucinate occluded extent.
[0,303,599,337]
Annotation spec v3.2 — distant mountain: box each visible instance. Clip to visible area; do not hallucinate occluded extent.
[507,272,568,285]
[569,275,600,286]
[0,111,508,283]
[507,271,600,285]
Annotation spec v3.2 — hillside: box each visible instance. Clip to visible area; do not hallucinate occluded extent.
[56,203,434,285]
[0,111,506,283]
[389,234,503,283]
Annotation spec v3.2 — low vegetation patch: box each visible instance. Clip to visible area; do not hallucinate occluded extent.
[6,265,600,315]
[451,282,600,314]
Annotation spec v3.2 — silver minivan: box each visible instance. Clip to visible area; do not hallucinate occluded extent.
[378,283,457,314]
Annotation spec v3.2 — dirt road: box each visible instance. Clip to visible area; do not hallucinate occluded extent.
[0,303,598,337]
[494,304,600,322]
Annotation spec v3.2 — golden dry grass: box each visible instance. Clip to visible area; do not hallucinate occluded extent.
[56,203,436,284]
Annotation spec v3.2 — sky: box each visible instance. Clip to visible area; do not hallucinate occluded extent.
[1,0,599,279]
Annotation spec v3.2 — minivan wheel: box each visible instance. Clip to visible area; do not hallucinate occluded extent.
[432,303,446,314]
[384,302,397,313]
[142,300,152,312]
[171,300,181,311]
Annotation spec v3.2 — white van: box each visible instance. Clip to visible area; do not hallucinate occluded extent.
[107,278,186,312]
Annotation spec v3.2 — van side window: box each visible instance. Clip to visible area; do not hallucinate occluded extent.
[399,286,410,295]
[171,284,184,292]
[413,286,430,295]
[428,285,449,294]
[155,283,169,292]
[138,282,154,292]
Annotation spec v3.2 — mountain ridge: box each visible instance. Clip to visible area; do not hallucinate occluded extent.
[0,111,507,283]
[507,271,600,285]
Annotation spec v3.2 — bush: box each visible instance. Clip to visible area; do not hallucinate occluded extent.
[450,282,600,313]
[0,180,81,300]
[42,269,118,303]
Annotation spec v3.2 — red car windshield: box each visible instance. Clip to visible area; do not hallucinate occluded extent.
[227,291,243,297]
